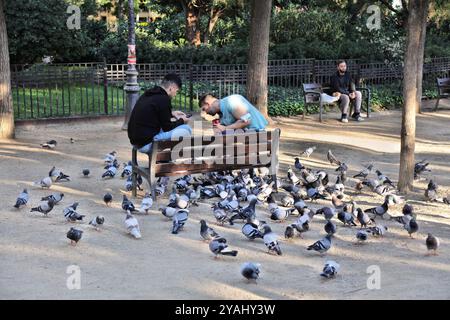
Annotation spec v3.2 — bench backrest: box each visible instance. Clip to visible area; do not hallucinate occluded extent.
[437,77,450,94]
[149,129,281,177]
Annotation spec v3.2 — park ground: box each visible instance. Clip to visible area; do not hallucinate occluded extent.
[1,100,450,300]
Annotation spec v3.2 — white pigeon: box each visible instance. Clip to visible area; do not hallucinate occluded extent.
[33,176,52,188]
[139,193,153,214]
[124,211,141,239]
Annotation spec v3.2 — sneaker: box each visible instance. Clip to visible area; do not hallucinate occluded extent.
[352,113,364,122]
[341,117,348,123]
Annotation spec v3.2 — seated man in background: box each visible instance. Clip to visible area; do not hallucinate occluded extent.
[127,73,192,153]
[199,93,269,134]
[330,60,363,123]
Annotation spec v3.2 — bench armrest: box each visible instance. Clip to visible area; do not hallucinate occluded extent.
[356,87,371,95]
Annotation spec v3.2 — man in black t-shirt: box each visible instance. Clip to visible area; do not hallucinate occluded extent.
[330,60,363,123]
[127,73,192,153]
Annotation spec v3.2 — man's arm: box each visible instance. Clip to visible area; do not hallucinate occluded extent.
[157,98,184,132]
[330,75,341,95]
[221,103,252,130]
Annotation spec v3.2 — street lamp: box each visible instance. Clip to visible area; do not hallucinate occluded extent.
[122,0,140,130]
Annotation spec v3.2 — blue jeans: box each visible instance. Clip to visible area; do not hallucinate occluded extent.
[136,124,192,154]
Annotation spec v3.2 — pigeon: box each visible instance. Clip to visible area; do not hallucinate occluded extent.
[280,194,294,207]
[14,189,29,209]
[89,216,105,230]
[327,150,341,165]
[366,225,388,237]
[402,203,414,216]
[209,236,238,258]
[270,208,295,222]
[70,138,75,143]
[41,192,64,204]
[404,219,419,238]
[262,225,282,255]
[353,164,373,179]
[211,204,229,225]
[160,206,177,219]
[294,157,305,170]
[175,193,190,209]
[414,160,431,179]
[316,207,336,221]
[66,227,83,245]
[324,220,337,236]
[104,159,120,170]
[425,233,439,255]
[41,140,57,149]
[356,208,374,228]
[364,198,389,218]
[200,219,219,241]
[103,193,113,206]
[82,169,90,177]
[284,225,295,239]
[291,218,310,238]
[102,165,117,179]
[172,209,189,234]
[331,193,345,211]
[267,194,279,213]
[376,170,395,187]
[307,235,332,254]
[425,180,438,202]
[30,199,55,216]
[124,211,141,239]
[242,222,264,240]
[320,260,340,279]
[337,210,357,227]
[301,146,316,158]
[306,186,327,201]
[335,162,348,173]
[292,193,306,213]
[287,167,301,185]
[139,193,153,214]
[63,202,85,221]
[122,195,137,212]
[241,262,261,283]
[121,161,132,178]
[49,166,70,182]
[33,176,52,189]
[229,198,257,225]
[356,230,368,242]
[391,214,413,226]
[104,151,117,164]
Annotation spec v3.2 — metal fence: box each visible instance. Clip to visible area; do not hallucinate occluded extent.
[10,57,450,120]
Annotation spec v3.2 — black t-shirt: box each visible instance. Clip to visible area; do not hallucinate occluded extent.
[330,71,354,95]
[127,86,184,148]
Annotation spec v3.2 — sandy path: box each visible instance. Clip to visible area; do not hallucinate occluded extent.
[1,104,450,300]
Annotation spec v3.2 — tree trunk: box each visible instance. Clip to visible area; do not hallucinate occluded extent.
[246,0,272,119]
[203,8,223,44]
[416,9,428,113]
[398,0,429,193]
[117,0,123,33]
[0,0,14,139]
[181,1,201,46]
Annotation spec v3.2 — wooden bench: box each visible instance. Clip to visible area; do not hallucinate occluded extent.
[131,129,281,200]
[302,83,371,122]
[434,77,450,111]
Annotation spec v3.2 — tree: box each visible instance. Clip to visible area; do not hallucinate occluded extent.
[398,0,429,193]
[0,0,14,139]
[246,0,272,119]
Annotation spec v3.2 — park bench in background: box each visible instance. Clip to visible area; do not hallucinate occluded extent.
[434,77,450,111]
[131,129,281,200]
[302,83,371,122]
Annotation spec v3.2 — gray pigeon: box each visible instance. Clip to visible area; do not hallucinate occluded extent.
[262,225,282,255]
[307,235,332,254]
[356,208,374,228]
[172,209,189,234]
[270,207,295,222]
[31,199,55,216]
[200,219,219,241]
[67,227,83,245]
[242,222,264,240]
[33,176,52,189]
[285,225,295,239]
[124,211,141,238]
[159,206,177,219]
[320,260,340,278]
[316,207,336,221]
[426,233,439,255]
[324,220,337,236]
[103,193,113,206]
[300,146,316,158]
[353,164,373,179]
[41,140,57,149]
[49,166,70,182]
[63,202,84,221]
[327,150,341,165]
[356,230,369,242]
[89,216,105,230]
[366,225,388,237]
[241,262,261,283]
[425,180,438,202]
[209,236,238,258]
[337,210,357,227]
[41,192,64,204]
[122,195,137,212]
[102,165,117,179]
[139,193,153,214]
[82,169,90,177]
[121,161,132,178]
[404,219,419,238]
[14,189,29,209]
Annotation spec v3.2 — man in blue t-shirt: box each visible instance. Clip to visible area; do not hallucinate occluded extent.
[199,93,268,134]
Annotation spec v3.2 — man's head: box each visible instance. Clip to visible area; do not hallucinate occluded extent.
[160,73,182,98]
[199,94,220,116]
[336,60,347,74]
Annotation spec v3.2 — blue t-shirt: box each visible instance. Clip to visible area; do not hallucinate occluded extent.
[219,94,269,130]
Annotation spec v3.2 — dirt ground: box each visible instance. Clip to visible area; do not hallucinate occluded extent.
[1,100,450,300]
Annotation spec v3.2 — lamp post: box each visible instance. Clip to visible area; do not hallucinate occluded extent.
[122,0,140,130]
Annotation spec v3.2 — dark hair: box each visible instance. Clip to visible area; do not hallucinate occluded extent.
[161,73,182,89]
[198,93,216,108]
[336,59,346,66]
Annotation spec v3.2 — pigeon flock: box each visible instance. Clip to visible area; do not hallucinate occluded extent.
[11,140,447,285]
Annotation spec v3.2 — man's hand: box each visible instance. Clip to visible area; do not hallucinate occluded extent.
[172,110,186,118]
[179,115,190,124]
[332,92,341,97]
[349,92,356,99]
[213,123,226,132]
